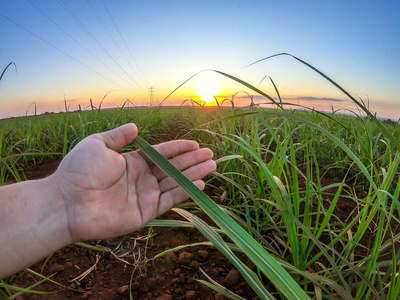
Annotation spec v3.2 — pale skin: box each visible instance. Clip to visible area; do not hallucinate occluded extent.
[0,123,216,279]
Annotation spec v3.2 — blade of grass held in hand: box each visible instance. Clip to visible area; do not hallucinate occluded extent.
[132,135,310,300]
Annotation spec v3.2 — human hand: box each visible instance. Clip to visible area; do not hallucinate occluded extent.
[52,123,216,242]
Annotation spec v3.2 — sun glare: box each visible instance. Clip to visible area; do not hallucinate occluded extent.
[196,81,220,104]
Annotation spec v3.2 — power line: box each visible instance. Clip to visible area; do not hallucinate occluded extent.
[87,0,147,89]
[0,12,131,92]
[25,0,129,85]
[86,0,146,90]
[101,0,148,86]
[57,0,146,91]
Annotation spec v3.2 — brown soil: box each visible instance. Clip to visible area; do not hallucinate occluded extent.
[10,219,257,300]
[3,157,398,299]
[5,158,258,300]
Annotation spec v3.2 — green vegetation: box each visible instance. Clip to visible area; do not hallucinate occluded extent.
[0,106,187,184]
[0,62,16,84]
[1,58,399,298]
[1,103,399,299]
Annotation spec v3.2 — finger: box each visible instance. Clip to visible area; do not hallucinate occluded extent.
[159,159,216,193]
[157,180,206,217]
[152,148,214,180]
[137,140,200,166]
[96,123,138,151]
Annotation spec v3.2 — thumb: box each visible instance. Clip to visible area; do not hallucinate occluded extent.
[97,123,138,151]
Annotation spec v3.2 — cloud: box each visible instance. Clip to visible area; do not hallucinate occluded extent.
[230,94,346,103]
[289,96,346,102]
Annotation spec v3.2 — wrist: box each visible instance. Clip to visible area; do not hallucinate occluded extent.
[0,176,73,278]
[43,174,75,245]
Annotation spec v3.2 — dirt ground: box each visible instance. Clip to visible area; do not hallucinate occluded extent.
[3,156,390,299]
[5,158,258,300]
[11,218,257,300]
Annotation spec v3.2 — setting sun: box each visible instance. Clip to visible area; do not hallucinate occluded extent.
[196,81,220,104]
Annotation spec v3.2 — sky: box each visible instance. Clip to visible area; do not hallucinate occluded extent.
[0,0,399,119]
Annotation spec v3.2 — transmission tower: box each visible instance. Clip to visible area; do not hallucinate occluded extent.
[148,87,155,106]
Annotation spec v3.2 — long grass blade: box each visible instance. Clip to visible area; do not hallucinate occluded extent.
[0,274,58,298]
[0,62,16,83]
[154,242,213,260]
[133,135,310,299]
[244,53,400,151]
[196,279,246,300]
[172,208,276,300]
[74,242,111,252]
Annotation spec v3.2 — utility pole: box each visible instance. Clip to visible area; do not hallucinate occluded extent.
[148,87,155,106]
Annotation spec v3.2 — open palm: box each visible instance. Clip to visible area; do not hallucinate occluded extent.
[53,124,216,242]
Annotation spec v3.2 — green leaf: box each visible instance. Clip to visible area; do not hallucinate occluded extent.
[173,208,275,300]
[133,135,310,299]
[74,242,111,252]
[196,279,246,300]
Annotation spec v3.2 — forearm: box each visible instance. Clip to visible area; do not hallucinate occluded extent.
[0,176,72,279]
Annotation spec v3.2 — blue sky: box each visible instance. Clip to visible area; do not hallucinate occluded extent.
[0,0,399,119]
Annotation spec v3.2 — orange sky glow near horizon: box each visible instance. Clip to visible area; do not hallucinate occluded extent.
[1,1,399,120]
[4,87,397,122]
